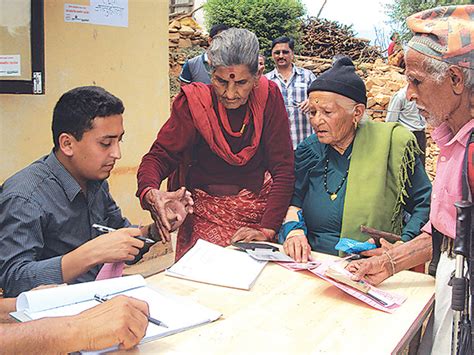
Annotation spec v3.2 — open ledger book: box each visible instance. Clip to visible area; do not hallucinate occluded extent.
[166,239,267,290]
[11,275,221,348]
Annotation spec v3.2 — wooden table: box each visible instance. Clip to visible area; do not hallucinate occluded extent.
[129,252,434,355]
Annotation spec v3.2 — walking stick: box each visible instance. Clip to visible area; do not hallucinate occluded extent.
[451,200,473,355]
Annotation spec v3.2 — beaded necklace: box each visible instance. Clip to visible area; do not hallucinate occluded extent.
[323,158,349,201]
[218,102,251,138]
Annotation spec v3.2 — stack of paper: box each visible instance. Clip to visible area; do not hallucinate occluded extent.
[12,275,221,343]
[311,260,407,313]
[166,239,267,290]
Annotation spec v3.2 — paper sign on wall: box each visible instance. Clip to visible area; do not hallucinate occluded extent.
[90,0,128,28]
[0,55,21,77]
[64,4,90,23]
[64,1,128,28]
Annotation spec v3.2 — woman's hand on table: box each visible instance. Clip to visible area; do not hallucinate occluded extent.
[360,238,403,257]
[230,227,274,244]
[283,234,311,263]
[345,254,392,286]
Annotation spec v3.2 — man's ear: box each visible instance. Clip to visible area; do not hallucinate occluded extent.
[58,133,75,157]
[449,66,465,95]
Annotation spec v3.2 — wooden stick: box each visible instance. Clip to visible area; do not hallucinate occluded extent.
[360,225,402,245]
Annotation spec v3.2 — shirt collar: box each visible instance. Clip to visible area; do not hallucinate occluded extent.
[275,64,297,81]
[432,120,474,148]
[203,52,209,63]
[45,151,102,202]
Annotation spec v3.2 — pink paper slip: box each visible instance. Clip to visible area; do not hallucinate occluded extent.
[95,262,124,280]
[310,260,406,313]
[276,260,321,271]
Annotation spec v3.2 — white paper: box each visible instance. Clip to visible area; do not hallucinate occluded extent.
[90,0,128,28]
[64,4,90,23]
[16,274,145,313]
[166,239,267,290]
[0,55,20,76]
[14,275,221,350]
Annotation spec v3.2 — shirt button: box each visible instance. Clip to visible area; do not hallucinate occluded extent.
[440,156,446,162]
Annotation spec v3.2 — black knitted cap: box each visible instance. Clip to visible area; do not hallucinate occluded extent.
[307,56,367,106]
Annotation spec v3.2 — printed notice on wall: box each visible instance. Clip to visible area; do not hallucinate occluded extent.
[0,55,21,77]
[90,0,128,28]
[64,1,128,28]
[64,4,90,23]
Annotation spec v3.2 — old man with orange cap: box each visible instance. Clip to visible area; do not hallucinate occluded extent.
[347,5,473,354]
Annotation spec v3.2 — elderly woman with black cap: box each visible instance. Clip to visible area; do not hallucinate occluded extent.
[279,56,432,261]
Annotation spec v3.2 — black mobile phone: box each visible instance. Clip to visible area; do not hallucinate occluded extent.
[232,242,279,252]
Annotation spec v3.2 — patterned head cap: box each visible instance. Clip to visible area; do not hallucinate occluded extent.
[407,5,473,69]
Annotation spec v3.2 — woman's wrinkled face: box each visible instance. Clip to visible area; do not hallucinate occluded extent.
[308,91,358,149]
[211,65,259,109]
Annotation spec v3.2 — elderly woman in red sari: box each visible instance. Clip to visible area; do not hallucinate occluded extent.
[137,28,294,259]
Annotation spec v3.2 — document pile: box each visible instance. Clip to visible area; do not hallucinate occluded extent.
[11,275,221,346]
[311,260,407,313]
[166,239,267,290]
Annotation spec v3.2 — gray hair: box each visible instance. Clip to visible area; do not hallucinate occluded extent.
[406,48,473,88]
[208,28,259,75]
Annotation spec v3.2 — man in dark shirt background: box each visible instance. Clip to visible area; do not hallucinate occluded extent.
[179,23,229,85]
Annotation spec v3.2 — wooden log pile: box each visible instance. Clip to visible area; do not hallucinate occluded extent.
[294,55,439,180]
[300,17,382,62]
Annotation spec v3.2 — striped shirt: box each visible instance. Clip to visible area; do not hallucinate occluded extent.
[266,65,316,149]
[0,152,129,297]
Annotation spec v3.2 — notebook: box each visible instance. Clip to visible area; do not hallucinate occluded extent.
[11,275,221,345]
[166,239,267,290]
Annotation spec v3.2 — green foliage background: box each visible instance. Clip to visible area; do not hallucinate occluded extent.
[203,0,306,57]
[386,0,471,41]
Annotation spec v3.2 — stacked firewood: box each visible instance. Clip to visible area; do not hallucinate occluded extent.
[300,17,382,62]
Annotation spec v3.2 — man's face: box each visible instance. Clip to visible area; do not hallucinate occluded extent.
[211,64,259,109]
[68,114,124,185]
[272,43,294,70]
[405,49,455,128]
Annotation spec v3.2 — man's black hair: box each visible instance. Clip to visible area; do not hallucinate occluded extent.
[209,24,229,38]
[52,86,124,150]
[271,36,295,51]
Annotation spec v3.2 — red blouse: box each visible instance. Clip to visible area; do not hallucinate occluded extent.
[137,81,295,231]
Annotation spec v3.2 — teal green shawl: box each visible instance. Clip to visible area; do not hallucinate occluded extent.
[340,121,421,242]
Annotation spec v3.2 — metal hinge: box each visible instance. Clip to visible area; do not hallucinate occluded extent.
[33,72,43,94]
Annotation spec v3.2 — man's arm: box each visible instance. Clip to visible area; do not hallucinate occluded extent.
[0,196,64,297]
[347,232,432,285]
[385,91,403,122]
[178,61,192,86]
[0,298,16,323]
[0,296,149,353]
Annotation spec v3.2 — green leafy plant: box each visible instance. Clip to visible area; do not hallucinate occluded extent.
[203,0,306,58]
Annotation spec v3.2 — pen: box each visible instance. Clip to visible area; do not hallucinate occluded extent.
[91,223,155,243]
[94,294,169,328]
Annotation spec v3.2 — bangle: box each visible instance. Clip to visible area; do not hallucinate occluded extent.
[383,251,396,276]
